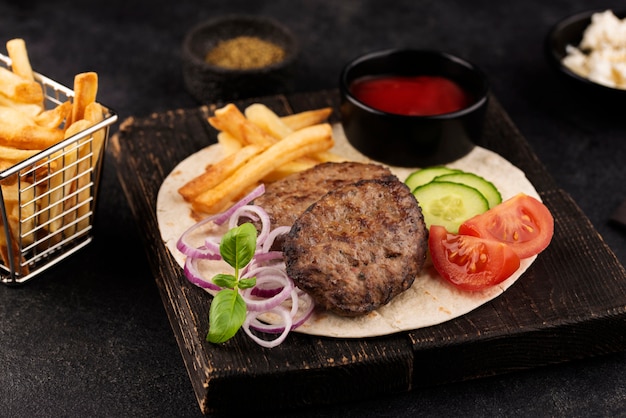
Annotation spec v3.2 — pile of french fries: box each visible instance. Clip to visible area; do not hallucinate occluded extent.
[0,38,106,276]
[179,103,346,215]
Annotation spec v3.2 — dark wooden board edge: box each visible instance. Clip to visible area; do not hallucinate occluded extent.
[110,90,626,415]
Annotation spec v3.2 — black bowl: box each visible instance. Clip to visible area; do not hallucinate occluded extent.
[339,49,489,168]
[545,9,626,99]
[182,15,299,103]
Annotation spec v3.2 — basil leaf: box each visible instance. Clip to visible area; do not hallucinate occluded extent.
[207,289,247,344]
[208,222,259,344]
[212,273,237,289]
[238,276,257,289]
[220,223,257,269]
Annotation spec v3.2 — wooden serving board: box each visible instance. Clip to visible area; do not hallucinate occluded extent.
[110,90,626,415]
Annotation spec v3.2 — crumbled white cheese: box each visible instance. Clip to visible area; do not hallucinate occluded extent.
[561,10,626,89]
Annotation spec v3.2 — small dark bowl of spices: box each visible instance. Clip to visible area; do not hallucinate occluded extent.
[182,15,299,103]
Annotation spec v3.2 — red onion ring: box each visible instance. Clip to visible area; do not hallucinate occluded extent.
[243,306,292,348]
[212,184,265,225]
[183,257,222,291]
[176,213,224,259]
[240,267,294,311]
[229,204,271,245]
[244,288,315,349]
[262,225,291,253]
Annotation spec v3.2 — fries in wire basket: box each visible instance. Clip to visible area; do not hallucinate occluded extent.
[0,38,117,284]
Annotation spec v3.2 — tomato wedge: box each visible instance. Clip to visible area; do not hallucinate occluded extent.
[458,193,554,259]
[429,225,521,291]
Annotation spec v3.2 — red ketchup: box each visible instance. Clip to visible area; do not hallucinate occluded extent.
[350,75,473,116]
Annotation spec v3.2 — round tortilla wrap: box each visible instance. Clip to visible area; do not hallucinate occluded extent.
[157,123,539,338]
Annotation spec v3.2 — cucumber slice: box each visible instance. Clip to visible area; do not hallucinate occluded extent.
[433,172,502,209]
[412,181,489,233]
[405,166,462,192]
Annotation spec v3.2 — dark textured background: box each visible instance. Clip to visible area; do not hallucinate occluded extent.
[1,1,625,417]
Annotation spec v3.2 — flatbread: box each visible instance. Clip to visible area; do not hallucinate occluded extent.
[156,123,540,338]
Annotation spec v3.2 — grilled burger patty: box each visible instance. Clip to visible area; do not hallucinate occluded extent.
[283,177,428,317]
[253,161,395,229]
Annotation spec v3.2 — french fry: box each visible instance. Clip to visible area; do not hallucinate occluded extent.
[1,181,32,203]
[179,144,265,202]
[67,72,97,127]
[9,204,36,247]
[72,102,106,233]
[244,103,343,165]
[0,144,41,164]
[6,38,34,81]
[8,125,64,150]
[0,107,64,150]
[47,119,91,234]
[83,102,106,164]
[34,101,71,129]
[0,93,42,118]
[309,150,348,163]
[4,181,38,246]
[216,132,243,156]
[262,159,320,182]
[0,161,15,180]
[280,107,333,131]
[0,66,43,103]
[63,118,92,141]
[209,103,276,147]
[244,103,293,139]
[0,218,28,276]
[63,119,93,227]
[192,123,334,214]
[0,180,36,275]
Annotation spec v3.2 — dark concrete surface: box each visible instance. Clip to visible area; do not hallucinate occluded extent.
[1,1,625,416]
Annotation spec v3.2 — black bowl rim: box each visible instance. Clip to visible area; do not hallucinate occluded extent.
[545,8,626,94]
[339,48,489,120]
[182,14,299,74]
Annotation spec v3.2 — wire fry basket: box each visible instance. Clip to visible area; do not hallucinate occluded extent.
[0,54,118,285]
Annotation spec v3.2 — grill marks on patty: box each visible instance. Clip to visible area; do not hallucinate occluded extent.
[253,161,396,229]
[283,176,428,317]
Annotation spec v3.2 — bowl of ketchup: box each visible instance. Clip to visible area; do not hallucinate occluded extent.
[339,49,489,167]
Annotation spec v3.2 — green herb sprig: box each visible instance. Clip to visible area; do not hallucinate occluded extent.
[207,222,257,343]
